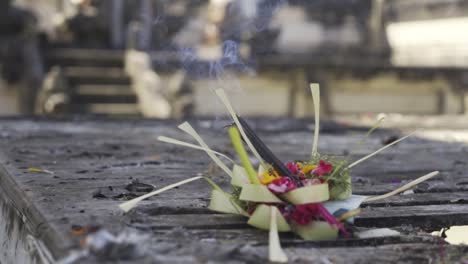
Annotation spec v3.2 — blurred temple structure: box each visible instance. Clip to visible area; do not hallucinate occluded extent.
[1,0,468,116]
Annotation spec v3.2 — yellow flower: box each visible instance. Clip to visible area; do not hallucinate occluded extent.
[302,164,317,174]
[259,169,281,184]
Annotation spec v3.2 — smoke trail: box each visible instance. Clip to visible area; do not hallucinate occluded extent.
[254,0,289,32]
[209,40,249,79]
[177,0,289,118]
[222,0,288,36]
[179,0,289,79]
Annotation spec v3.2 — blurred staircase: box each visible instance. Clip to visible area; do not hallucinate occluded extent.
[42,48,140,115]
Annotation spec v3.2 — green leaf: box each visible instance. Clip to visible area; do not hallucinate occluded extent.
[208,189,248,216]
[281,184,329,205]
[248,204,291,232]
[231,165,250,187]
[293,221,338,241]
[328,167,352,200]
[228,126,260,184]
[240,184,284,203]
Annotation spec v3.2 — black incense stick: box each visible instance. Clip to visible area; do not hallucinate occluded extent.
[236,116,303,187]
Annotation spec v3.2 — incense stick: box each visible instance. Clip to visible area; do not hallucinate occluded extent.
[215,89,267,168]
[178,122,233,177]
[237,116,302,186]
[348,130,418,169]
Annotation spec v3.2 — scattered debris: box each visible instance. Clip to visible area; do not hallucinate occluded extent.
[92,180,153,200]
[125,180,155,193]
[355,228,401,239]
[27,167,55,175]
[92,189,108,199]
[433,226,468,245]
[113,193,139,200]
[58,229,148,264]
[382,135,399,146]
[86,229,146,259]
[402,189,414,195]
[70,225,101,236]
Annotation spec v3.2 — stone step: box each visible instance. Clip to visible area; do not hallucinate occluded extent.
[69,103,140,115]
[46,48,124,67]
[64,67,131,86]
[71,94,137,104]
[71,84,136,106]
[74,84,133,96]
[43,49,139,115]
[72,84,136,105]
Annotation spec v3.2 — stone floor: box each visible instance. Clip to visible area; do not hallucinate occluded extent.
[0,81,19,115]
[0,116,468,263]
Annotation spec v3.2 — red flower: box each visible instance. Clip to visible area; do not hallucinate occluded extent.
[290,204,320,225]
[288,203,350,236]
[312,160,333,176]
[286,162,299,175]
[267,177,297,194]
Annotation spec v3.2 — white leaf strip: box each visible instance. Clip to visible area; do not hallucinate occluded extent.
[310,83,320,158]
[203,176,224,193]
[119,176,203,213]
[364,171,439,203]
[348,130,418,169]
[354,116,385,149]
[215,89,266,168]
[366,116,385,138]
[157,136,235,164]
[178,122,233,177]
[268,207,288,263]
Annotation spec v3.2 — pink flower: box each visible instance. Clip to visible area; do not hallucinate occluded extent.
[312,160,333,176]
[289,203,350,236]
[267,177,297,194]
[302,178,324,186]
[317,204,349,236]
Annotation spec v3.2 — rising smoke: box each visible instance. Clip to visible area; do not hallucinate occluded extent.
[180,0,288,80]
